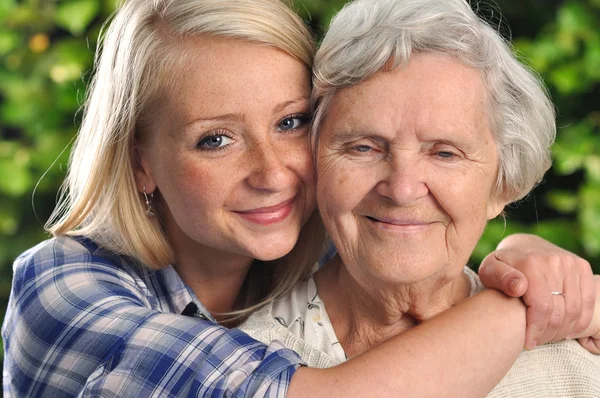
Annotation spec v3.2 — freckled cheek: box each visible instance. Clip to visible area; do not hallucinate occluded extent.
[165,159,230,210]
[286,140,314,174]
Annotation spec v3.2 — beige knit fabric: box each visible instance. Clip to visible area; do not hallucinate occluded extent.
[488,340,600,398]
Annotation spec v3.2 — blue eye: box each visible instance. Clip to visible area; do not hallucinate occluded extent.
[437,151,455,158]
[355,145,373,153]
[198,134,233,150]
[278,115,309,131]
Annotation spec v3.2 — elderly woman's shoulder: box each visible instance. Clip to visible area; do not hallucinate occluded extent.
[488,340,600,398]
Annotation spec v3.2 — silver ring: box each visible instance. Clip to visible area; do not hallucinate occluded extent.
[551,292,565,296]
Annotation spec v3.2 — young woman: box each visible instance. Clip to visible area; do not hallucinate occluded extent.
[3,0,596,396]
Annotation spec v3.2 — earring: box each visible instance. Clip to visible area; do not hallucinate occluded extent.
[142,185,154,217]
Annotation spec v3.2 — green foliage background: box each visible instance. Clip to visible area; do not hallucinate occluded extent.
[0,0,599,362]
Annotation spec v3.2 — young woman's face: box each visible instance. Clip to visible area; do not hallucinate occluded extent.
[136,36,316,264]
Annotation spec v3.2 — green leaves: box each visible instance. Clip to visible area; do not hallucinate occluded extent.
[55,0,100,36]
[471,1,600,272]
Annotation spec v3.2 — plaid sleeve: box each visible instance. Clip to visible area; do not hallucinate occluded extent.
[2,239,303,397]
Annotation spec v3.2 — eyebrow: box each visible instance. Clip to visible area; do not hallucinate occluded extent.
[328,129,478,150]
[182,113,242,130]
[272,96,310,114]
[329,130,390,144]
[182,96,310,131]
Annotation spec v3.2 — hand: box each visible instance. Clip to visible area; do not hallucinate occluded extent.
[478,234,596,350]
[577,275,600,354]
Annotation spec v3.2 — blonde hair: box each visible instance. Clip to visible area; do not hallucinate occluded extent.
[46,0,325,320]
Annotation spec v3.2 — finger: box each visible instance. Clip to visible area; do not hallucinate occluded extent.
[538,291,565,344]
[478,251,528,298]
[577,337,600,355]
[571,260,596,336]
[522,269,553,349]
[553,263,581,341]
[534,256,566,344]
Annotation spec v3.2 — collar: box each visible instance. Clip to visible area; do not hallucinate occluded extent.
[158,266,216,322]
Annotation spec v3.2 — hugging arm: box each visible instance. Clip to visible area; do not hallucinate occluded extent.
[290,290,526,398]
[2,239,524,398]
[479,233,596,349]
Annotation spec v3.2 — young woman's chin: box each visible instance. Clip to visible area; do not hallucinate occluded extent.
[241,230,301,262]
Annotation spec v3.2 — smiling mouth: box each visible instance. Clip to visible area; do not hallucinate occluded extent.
[234,197,296,226]
[365,215,433,230]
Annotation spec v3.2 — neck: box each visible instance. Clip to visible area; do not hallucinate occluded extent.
[167,222,254,319]
[173,255,252,320]
[314,255,470,358]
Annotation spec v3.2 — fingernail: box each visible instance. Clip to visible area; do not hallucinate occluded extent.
[509,278,521,293]
[530,341,537,350]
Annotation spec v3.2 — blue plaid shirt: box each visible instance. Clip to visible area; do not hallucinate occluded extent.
[2,236,304,397]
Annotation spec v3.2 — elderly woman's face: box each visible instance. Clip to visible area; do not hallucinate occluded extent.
[317,53,506,285]
[136,36,316,262]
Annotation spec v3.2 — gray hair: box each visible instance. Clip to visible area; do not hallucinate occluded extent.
[311,0,556,202]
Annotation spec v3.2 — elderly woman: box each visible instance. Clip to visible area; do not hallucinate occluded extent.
[241,0,600,395]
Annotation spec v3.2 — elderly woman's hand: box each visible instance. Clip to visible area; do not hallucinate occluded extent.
[478,234,596,350]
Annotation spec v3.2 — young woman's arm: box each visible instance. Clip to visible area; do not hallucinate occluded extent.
[290,289,525,398]
[479,234,596,348]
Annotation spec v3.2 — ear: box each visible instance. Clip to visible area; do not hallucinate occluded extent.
[486,189,509,220]
[133,144,157,194]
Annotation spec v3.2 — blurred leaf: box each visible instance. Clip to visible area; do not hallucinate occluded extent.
[531,220,581,253]
[546,190,579,213]
[557,2,595,36]
[550,62,590,94]
[584,37,600,78]
[0,0,16,18]
[585,156,600,182]
[515,37,570,72]
[0,200,19,236]
[55,0,100,36]
[43,39,93,84]
[0,29,21,55]
[0,159,32,197]
[553,119,597,174]
[580,184,600,255]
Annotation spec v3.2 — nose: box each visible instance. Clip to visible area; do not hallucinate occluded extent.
[375,155,428,206]
[245,141,294,192]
